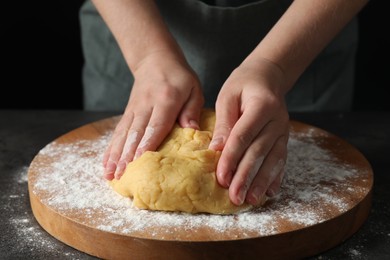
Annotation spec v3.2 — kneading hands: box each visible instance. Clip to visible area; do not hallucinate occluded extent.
[93,0,368,206]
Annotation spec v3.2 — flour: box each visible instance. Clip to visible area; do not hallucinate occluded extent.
[4,167,87,259]
[122,130,138,156]
[29,128,371,240]
[138,126,155,149]
[349,248,361,257]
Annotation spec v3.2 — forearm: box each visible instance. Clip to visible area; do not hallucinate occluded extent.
[91,0,185,72]
[243,0,368,93]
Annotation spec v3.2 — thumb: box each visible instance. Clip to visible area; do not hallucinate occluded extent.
[209,97,239,151]
[178,86,204,130]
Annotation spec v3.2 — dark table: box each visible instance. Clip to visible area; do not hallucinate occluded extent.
[1,110,389,259]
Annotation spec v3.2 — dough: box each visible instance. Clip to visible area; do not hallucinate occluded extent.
[110,109,257,214]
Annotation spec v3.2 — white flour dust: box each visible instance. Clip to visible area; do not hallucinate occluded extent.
[6,167,84,258]
[29,129,370,239]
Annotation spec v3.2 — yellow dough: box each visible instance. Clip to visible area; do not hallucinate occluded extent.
[110,109,255,214]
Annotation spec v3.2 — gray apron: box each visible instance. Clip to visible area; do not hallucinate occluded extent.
[80,0,358,112]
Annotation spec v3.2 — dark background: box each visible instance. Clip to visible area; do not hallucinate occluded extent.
[2,0,389,111]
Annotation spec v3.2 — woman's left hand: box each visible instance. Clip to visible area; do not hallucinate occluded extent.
[209,58,290,206]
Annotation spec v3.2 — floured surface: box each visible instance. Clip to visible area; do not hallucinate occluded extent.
[28,118,373,241]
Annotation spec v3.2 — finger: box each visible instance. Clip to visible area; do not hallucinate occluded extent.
[102,143,112,168]
[178,85,204,130]
[134,103,180,159]
[245,135,288,205]
[209,95,240,188]
[226,122,278,205]
[114,129,141,179]
[209,96,239,151]
[266,168,285,197]
[215,106,267,189]
[111,110,151,180]
[104,119,131,180]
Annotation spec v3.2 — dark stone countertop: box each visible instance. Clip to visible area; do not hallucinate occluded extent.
[0,110,389,259]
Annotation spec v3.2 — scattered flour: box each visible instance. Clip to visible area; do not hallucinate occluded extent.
[348,248,362,258]
[6,167,86,259]
[29,128,371,240]
[16,166,29,184]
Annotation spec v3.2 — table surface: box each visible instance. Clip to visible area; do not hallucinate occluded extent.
[0,109,389,259]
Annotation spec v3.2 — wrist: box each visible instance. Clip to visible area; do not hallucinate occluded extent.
[239,57,289,96]
[130,49,200,97]
[131,48,187,74]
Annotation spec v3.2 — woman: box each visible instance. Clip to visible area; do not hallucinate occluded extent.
[79,0,368,206]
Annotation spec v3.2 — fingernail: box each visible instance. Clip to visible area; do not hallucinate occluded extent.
[103,174,114,181]
[114,160,127,179]
[134,149,143,160]
[237,189,245,205]
[252,186,264,202]
[105,160,116,175]
[267,184,281,197]
[271,159,285,178]
[209,137,223,149]
[189,120,200,130]
[217,170,232,187]
[266,188,275,197]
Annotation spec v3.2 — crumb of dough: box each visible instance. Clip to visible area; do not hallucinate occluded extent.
[110,109,265,214]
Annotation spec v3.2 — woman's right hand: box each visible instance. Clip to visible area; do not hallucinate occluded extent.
[103,52,204,180]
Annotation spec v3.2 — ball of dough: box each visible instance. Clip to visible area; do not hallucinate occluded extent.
[110,109,260,214]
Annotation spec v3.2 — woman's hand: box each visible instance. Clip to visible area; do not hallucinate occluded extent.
[207,0,369,207]
[209,58,289,206]
[103,53,204,180]
[91,0,205,180]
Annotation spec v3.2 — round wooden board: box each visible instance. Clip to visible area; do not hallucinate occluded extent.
[28,116,373,260]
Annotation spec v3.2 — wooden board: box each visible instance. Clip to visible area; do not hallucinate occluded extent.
[28,117,373,260]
